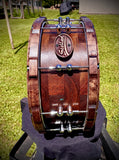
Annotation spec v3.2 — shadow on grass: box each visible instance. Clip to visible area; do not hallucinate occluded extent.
[14,41,28,54]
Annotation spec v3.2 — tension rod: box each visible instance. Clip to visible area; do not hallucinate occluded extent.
[38,64,89,71]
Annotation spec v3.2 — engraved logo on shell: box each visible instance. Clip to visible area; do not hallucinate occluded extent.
[55,34,73,58]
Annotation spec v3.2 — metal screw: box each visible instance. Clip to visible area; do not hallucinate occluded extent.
[67,64,72,71]
[56,64,62,71]
[56,44,59,47]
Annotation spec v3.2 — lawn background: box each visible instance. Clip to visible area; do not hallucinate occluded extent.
[0,9,119,160]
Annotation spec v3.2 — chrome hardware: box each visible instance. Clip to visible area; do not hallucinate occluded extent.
[44,18,82,23]
[41,110,57,116]
[67,105,73,116]
[41,26,85,30]
[68,122,72,133]
[57,106,63,117]
[56,24,62,28]
[38,65,89,71]
[41,18,85,30]
[56,64,62,71]
[60,122,64,133]
[46,126,84,132]
[58,17,63,25]
[66,17,70,24]
[67,64,72,71]
[41,110,88,115]
[56,17,63,33]
[66,24,71,28]
[54,120,61,125]
[97,64,99,69]
[56,24,62,33]
[65,17,71,33]
[65,24,71,31]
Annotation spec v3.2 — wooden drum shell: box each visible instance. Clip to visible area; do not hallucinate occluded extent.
[27,16,99,133]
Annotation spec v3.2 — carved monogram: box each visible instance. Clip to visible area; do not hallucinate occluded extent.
[55,34,73,59]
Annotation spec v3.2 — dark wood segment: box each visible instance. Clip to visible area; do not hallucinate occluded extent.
[29,59,38,77]
[27,77,39,108]
[80,16,99,130]
[27,17,47,131]
[87,105,97,120]
[89,58,97,75]
[89,77,98,105]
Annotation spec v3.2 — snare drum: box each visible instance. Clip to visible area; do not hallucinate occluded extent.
[27,17,99,133]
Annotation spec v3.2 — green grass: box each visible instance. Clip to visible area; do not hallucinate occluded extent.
[12,8,42,19]
[0,9,119,160]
